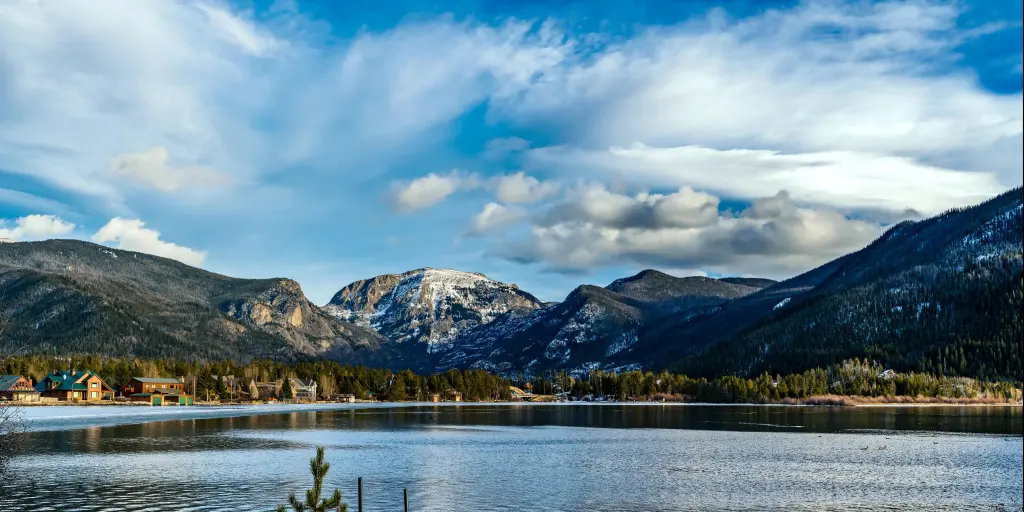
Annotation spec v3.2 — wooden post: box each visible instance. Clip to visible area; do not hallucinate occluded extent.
[358,477,363,512]
[404,488,409,512]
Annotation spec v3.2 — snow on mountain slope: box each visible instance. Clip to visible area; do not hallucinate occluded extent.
[438,273,760,377]
[323,268,544,352]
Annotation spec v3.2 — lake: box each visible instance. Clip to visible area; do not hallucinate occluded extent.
[1,403,1021,511]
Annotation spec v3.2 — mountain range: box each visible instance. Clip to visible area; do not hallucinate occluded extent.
[1,188,1020,381]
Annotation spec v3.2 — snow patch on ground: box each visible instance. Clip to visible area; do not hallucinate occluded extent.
[604,331,639,357]
[12,403,427,432]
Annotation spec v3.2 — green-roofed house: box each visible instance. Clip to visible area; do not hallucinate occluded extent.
[121,377,192,406]
[34,370,114,401]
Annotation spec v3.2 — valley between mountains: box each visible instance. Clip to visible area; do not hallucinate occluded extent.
[1,188,1021,381]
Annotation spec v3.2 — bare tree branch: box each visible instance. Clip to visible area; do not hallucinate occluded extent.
[0,400,24,476]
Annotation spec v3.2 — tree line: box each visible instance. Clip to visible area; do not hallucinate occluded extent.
[2,355,1019,404]
[0,355,513,402]
[519,358,1022,403]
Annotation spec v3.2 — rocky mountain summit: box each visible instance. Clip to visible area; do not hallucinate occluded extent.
[323,268,544,352]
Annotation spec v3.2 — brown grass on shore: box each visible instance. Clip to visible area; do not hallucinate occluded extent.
[783,394,1023,406]
[647,392,1022,406]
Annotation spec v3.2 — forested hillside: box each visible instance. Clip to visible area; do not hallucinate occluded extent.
[673,188,1023,381]
[0,240,397,364]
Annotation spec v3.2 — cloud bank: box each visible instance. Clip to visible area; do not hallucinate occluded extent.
[1,0,1019,297]
[0,215,76,241]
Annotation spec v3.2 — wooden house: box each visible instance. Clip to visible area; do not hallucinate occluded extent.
[0,375,40,402]
[120,377,185,396]
[249,379,281,400]
[288,378,318,401]
[121,377,191,405]
[34,370,114,401]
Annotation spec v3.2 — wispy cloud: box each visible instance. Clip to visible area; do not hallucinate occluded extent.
[110,147,228,192]
[468,203,526,235]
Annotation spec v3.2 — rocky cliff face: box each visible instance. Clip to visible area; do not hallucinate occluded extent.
[219,278,382,355]
[324,268,544,352]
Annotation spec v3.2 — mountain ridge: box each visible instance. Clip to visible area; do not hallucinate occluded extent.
[2,188,1020,381]
[0,239,395,364]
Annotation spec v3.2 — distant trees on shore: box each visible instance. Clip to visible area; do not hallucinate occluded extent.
[521,359,1022,403]
[0,355,513,402]
[1,355,1019,405]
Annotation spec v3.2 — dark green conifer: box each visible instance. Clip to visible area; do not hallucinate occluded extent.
[277,446,347,512]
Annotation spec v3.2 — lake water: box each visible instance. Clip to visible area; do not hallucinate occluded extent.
[1,403,1021,511]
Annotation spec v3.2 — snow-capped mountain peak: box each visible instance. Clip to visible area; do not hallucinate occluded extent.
[323,267,543,351]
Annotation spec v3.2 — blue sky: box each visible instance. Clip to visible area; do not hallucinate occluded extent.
[1,0,1021,303]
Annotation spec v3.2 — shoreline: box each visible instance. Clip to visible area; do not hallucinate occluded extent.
[10,399,1021,433]
[9,396,1022,408]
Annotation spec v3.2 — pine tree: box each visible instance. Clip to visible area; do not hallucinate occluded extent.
[386,373,407,401]
[215,376,228,400]
[277,446,348,512]
[282,379,295,400]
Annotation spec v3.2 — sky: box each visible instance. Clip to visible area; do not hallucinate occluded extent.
[0,0,1021,304]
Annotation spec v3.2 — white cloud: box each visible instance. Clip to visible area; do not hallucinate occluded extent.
[91,218,205,266]
[494,172,560,204]
[468,203,526,235]
[391,170,559,212]
[0,214,76,241]
[494,186,882,278]
[0,2,570,211]
[501,1,1022,209]
[390,171,479,213]
[110,147,229,192]
[501,2,1021,158]
[541,184,720,229]
[528,144,1005,216]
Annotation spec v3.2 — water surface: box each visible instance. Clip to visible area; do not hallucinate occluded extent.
[2,404,1021,511]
